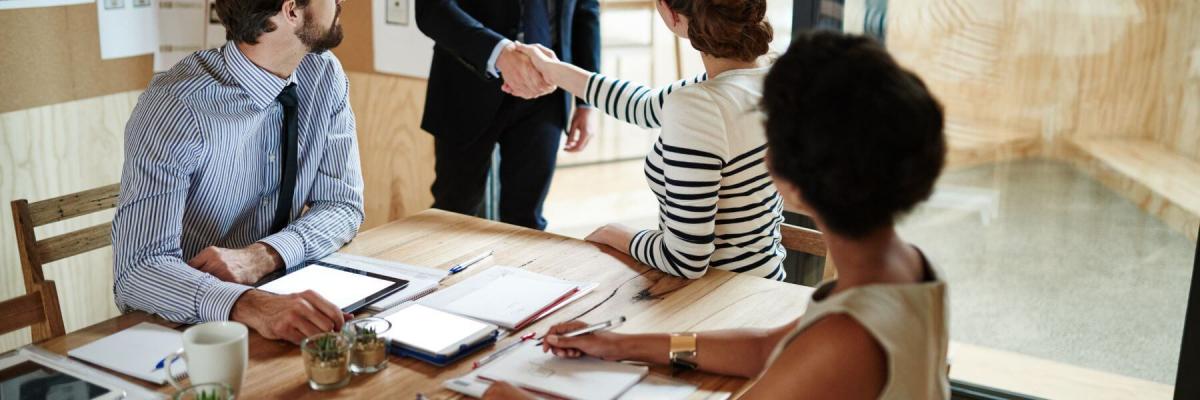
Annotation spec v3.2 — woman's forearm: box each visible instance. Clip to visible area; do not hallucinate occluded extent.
[542,61,592,101]
[617,327,787,378]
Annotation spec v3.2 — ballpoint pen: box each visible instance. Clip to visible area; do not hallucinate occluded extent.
[440,250,494,282]
[533,316,626,345]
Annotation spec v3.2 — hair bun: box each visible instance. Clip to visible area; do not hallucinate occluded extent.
[709,0,767,25]
[668,0,773,62]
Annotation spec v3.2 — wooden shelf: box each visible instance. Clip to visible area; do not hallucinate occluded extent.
[951,341,1174,400]
[1064,138,1200,241]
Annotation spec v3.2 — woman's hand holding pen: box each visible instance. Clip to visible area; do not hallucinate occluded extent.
[540,320,626,360]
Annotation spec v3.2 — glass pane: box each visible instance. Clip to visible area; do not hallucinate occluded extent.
[879,0,1198,398]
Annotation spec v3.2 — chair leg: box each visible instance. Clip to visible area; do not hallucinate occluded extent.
[31,282,66,342]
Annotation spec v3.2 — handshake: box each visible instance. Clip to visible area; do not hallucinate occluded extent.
[496,41,562,99]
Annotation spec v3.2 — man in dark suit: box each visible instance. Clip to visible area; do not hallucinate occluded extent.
[415,0,600,230]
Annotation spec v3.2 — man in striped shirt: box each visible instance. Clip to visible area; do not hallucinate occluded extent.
[112,0,360,344]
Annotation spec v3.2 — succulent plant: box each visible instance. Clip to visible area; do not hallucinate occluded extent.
[352,324,378,345]
[312,334,345,363]
[194,389,222,400]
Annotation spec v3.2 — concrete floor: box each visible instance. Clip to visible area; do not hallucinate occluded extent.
[544,158,1196,384]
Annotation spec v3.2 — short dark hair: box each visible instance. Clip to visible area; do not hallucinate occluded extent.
[663,0,773,62]
[763,31,946,237]
[215,0,311,44]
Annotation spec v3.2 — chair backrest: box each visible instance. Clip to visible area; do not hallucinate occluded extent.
[0,281,66,342]
[11,183,120,292]
[780,222,837,281]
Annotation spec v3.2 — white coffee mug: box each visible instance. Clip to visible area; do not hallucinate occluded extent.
[165,321,249,394]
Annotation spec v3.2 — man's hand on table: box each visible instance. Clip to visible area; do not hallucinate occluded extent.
[187,243,282,285]
[231,289,351,344]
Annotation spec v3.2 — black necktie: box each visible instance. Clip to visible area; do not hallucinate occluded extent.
[522,0,551,47]
[271,83,299,234]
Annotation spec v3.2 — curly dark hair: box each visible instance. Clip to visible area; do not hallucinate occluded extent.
[762,31,946,238]
[214,0,311,44]
[663,0,773,62]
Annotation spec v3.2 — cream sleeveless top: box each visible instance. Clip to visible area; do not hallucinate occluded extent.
[755,260,950,399]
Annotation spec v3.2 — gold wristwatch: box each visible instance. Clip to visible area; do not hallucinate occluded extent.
[669,332,698,371]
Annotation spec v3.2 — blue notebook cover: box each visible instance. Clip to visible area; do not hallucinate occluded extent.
[390,330,500,367]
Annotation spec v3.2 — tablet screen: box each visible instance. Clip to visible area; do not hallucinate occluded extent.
[383,304,495,355]
[0,361,113,400]
[258,263,406,312]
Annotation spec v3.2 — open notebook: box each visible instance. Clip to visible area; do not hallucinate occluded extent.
[418,267,598,330]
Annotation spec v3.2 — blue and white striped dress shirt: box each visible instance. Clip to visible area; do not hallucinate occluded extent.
[112,42,365,324]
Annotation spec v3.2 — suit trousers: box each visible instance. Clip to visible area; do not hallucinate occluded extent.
[430,93,565,230]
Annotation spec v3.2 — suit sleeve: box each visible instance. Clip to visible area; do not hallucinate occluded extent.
[571,0,600,106]
[415,0,507,77]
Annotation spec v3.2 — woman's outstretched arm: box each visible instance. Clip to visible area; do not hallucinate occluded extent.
[514,43,707,129]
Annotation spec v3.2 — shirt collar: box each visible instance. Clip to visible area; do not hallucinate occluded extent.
[222,41,299,110]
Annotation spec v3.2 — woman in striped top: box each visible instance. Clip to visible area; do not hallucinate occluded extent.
[510,0,785,280]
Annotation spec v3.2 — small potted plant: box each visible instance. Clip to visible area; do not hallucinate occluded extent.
[301,332,351,391]
[173,383,234,400]
[344,317,391,374]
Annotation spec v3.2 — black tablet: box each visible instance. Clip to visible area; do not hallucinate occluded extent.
[256,261,409,313]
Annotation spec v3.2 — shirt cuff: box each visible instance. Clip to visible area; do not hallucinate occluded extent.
[197,277,252,322]
[259,230,306,269]
[486,39,513,78]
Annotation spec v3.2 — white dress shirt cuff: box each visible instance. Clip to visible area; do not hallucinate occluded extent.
[198,277,253,322]
[486,39,513,78]
[259,230,306,269]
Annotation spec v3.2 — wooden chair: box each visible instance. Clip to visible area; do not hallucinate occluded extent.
[10,183,120,339]
[0,281,66,342]
[780,222,836,281]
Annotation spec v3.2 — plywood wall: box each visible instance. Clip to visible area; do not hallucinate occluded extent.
[0,91,140,352]
[348,72,436,230]
[886,0,1198,163]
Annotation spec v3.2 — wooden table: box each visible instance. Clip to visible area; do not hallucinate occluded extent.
[39,210,814,399]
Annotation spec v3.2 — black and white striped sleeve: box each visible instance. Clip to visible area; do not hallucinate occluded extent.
[581,72,708,129]
[629,87,727,279]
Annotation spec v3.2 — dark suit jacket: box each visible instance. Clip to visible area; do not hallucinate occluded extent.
[415,0,600,143]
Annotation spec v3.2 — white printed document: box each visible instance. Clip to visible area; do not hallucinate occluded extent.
[474,343,648,400]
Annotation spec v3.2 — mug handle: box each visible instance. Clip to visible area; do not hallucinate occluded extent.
[164,348,186,390]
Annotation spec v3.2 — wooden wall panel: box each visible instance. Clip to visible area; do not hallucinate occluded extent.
[347,71,436,230]
[1153,0,1200,159]
[0,5,153,114]
[0,91,140,353]
[337,0,375,73]
[886,0,1178,162]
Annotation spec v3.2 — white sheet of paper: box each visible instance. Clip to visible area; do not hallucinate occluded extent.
[68,322,185,384]
[96,0,158,59]
[616,374,697,400]
[439,275,576,329]
[477,343,648,400]
[258,265,393,309]
[379,304,494,355]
